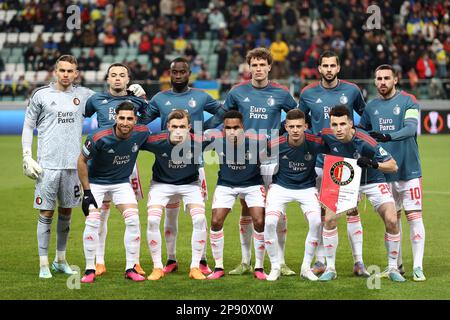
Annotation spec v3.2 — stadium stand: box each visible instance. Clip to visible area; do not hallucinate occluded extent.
[0,0,449,101]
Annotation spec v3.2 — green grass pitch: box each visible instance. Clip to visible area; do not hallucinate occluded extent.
[0,135,449,300]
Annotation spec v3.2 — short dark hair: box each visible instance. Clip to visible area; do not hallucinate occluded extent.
[319,50,340,66]
[246,47,273,65]
[286,109,305,120]
[329,105,351,118]
[107,63,131,78]
[168,109,191,124]
[55,55,78,68]
[115,101,136,115]
[170,57,190,69]
[223,110,243,122]
[375,64,397,77]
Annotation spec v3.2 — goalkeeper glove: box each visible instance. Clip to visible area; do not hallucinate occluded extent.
[22,149,42,180]
[127,84,147,98]
[82,190,98,216]
[369,131,392,142]
[357,156,379,169]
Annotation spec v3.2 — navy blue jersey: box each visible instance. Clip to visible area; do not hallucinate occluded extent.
[146,88,223,131]
[82,125,150,184]
[141,131,205,185]
[320,128,392,185]
[223,80,298,136]
[84,92,151,127]
[204,130,265,187]
[360,90,421,182]
[269,132,329,189]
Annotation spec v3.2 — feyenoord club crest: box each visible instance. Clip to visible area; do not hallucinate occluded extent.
[267,96,275,106]
[340,94,348,104]
[393,105,401,115]
[36,196,42,205]
[304,152,312,161]
[245,151,252,160]
[73,97,80,105]
[188,97,197,108]
[353,151,360,159]
[330,160,355,186]
[132,143,138,153]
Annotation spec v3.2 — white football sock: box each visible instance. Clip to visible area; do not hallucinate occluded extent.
[147,208,163,269]
[346,215,364,264]
[303,211,321,267]
[37,214,52,261]
[407,212,425,269]
[210,228,224,269]
[239,215,253,265]
[96,202,110,265]
[276,214,287,265]
[56,213,71,262]
[83,212,101,270]
[190,207,207,269]
[123,209,141,270]
[264,211,280,270]
[384,232,401,269]
[164,201,180,261]
[253,230,265,269]
[322,227,338,270]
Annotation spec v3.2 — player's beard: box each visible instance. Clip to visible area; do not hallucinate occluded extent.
[321,73,337,84]
[171,79,189,92]
[378,85,395,98]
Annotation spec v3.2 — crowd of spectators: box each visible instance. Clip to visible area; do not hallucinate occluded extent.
[1,0,450,98]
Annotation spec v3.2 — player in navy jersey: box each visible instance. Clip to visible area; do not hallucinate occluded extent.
[22,55,94,278]
[78,102,150,283]
[300,50,369,277]
[204,111,267,280]
[84,63,149,277]
[141,110,208,281]
[360,64,426,281]
[265,109,329,281]
[144,57,225,276]
[222,48,298,277]
[318,105,405,282]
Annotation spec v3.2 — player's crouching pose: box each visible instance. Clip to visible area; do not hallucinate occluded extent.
[205,111,267,280]
[142,110,208,280]
[319,105,404,282]
[265,110,327,281]
[77,102,150,283]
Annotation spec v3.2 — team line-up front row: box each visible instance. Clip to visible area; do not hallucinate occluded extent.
[21,49,425,284]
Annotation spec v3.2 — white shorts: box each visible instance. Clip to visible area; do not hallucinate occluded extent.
[265,184,321,215]
[260,162,278,189]
[390,178,422,211]
[315,167,323,190]
[147,181,204,208]
[90,182,137,210]
[103,163,143,202]
[34,169,81,210]
[212,185,266,209]
[360,182,395,210]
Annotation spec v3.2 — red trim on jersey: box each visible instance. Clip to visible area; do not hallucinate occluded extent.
[355,131,377,147]
[190,133,203,143]
[190,87,206,92]
[147,133,168,143]
[400,91,417,103]
[93,128,113,142]
[231,80,251,90]
[270,81,289,92]
[340,79,360,89]
[244,132,267,141]
[321,128,334,135]
[133,125,149,132]
[300,82,320,94]
[268,136,287,148]
[305,133,323,144]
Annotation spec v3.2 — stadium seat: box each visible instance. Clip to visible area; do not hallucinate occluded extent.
[6,10,17,24]
[42,32,52,42]
[15,63,25,72]
[12,70,25,81]
[24,71,36,82]
[30,32,38,43]
[5,63,15,73]
[53,32,64,43]
[36,70,49,82]
[6,33,19,45]
[71,48,81,57]
[0,10,6,22]
[33,25,44,34]
[83,70,97,82]
[100,62,110,72]
[65,32,73,43]
[96,71,106,82]
[18,33,31,45]
[137,55,149,65]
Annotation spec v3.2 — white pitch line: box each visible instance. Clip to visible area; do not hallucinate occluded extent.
[423,191,450,195]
